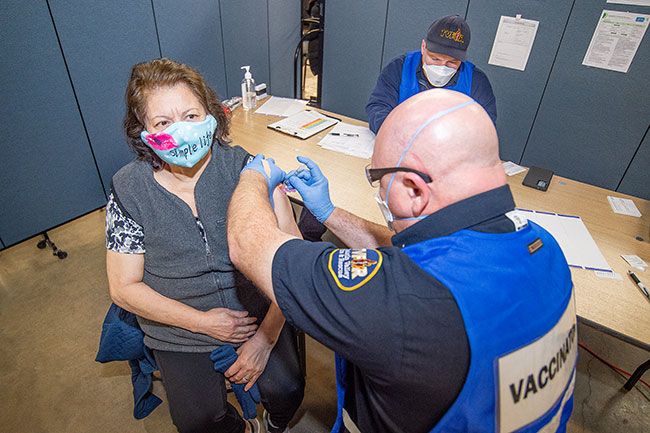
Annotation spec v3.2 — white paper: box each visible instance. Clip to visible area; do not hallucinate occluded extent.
[502,161,528,176]
[621,254,648,270]
[268,110,338,139]
[317,123,375,159]
[594,270,623,280]
[607,196,642,217]
[488,15,539,71]
[606,1,650,6]
[583,10,649,73]
[254,96,308,117]
[518,209,611,271]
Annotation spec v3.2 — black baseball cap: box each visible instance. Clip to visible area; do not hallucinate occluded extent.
[425,15,471,60]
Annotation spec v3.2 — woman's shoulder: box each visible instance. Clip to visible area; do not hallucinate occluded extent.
[214,142,250,160]
[212,142,252,174]
[112,159,151,190]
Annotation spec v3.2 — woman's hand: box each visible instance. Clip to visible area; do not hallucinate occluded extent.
[196,308,258,343]
[225,333,274,391]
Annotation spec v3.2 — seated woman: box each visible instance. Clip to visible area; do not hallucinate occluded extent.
[106,58,304,433]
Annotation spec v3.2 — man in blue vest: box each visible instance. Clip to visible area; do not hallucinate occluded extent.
[366,14,497,134]
[228,89,575,433]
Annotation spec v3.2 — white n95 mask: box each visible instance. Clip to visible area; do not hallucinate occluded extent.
[423,63,458,87]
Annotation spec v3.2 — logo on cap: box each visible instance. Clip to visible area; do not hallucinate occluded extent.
[440,28,465,44]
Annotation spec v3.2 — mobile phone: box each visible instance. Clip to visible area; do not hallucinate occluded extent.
[522,166,554,191]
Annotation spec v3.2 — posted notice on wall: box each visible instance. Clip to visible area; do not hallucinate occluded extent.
[582,10,649,73]
[488,15,539,71]
[606,1,650,6]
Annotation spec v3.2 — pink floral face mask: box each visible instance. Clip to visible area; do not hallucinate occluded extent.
[140,115,217,168]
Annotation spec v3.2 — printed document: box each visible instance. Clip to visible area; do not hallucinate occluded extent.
[583,10,649,73]
[488,15,539,71]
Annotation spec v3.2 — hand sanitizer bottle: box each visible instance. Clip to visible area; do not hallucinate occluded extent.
[241,66,256,111]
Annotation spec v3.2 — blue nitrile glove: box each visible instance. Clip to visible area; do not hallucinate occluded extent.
[285,156,334,223]
[242,154,286,207]
[210,345,261,420]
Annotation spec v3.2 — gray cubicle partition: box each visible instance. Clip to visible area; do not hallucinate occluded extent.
[49,0,161,196]
[321,0,649,200]
[618,127,650,200]
[1,0,299,250]
[268,0,301,98]
[382,1,467,68]
[220,0,271,99]
[522,1,650,192]
[0,0,106,246]
[321,0,389,120]
[466,0,575,163]
[153,0,229,99]
[153,0,299,101]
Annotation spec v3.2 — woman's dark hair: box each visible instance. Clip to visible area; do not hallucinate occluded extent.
[124,58,230,170]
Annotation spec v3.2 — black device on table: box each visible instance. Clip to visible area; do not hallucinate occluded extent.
[522,166,554,191]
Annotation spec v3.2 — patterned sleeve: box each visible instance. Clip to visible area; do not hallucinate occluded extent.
[105,192,145,254]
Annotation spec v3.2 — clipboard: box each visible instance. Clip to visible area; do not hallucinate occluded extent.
[267,110,339,139]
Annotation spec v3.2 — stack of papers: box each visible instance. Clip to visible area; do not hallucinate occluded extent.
[255,96,308,117]
[607,196,642,217]
[518,209,611,272]
[502,161,527,176]
[621,255,647,271]
[318,123,375,159]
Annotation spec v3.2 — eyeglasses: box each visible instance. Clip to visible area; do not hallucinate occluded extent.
[365,164,432,187]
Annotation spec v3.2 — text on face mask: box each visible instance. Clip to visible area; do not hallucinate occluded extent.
[167,131,212,159]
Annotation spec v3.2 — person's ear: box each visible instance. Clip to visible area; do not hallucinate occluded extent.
[402,173,431,218]
[421,39,427,55]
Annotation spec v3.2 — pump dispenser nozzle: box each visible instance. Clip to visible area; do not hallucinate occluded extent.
[241,65,252,79]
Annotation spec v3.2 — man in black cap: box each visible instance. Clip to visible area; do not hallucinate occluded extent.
[366,14,497,134]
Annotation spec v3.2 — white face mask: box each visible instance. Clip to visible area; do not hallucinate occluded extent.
[423,63,458,87]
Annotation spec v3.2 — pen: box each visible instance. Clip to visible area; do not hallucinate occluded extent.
[330,132,359,137]
[628,271,650,300]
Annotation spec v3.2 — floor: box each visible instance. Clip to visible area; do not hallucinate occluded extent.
[301,60,318,101]
[0,208,648,432]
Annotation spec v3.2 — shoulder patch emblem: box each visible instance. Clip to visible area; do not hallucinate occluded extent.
[327,249,383,291]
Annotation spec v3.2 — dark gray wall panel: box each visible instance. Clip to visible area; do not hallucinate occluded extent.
[268,0,301,97]
[49,0,161,195]
[466,1,574,162]
[154,0,228,99]
[618,130,650,200]
[0,0,106,245]
[0,237,4,250]
[522,1,650,190]
[321,0,389,120]
[220,0,270,98]
[382,0,468,67]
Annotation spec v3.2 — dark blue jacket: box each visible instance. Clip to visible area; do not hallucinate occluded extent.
[366,54,497,133]
[96,304,162,419]
[96,304,262,420]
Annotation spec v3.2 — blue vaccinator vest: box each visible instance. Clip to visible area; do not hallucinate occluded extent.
[398,50,474,104]
[334,220,576,433]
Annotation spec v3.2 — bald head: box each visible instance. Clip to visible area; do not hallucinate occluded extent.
[372,89,506,230]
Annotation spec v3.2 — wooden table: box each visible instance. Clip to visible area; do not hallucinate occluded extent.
[229,105,650,352]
